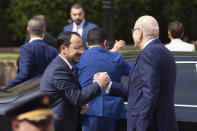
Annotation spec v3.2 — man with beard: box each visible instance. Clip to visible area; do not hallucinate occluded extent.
[40,31,110,131]
[63,3,97,49]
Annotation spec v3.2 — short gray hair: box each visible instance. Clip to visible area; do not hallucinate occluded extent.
[144,26,159,38]
[27,18,45,36]
[137,15,160,39]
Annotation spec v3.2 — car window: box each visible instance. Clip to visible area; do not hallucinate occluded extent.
[175,61,197,105]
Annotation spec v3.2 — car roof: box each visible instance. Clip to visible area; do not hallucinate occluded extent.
[0,77,41,115]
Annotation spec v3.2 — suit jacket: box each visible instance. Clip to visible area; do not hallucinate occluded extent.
[110,39,178,131]
[63,20,97,49]
[4,39,57,89]
[75,46,131,118]
[165,38,195,52]
[40,55,102,131]
[25,32,58,48]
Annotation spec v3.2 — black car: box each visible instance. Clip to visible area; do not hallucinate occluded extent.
[122,54,197,131]
[1,52,197,131]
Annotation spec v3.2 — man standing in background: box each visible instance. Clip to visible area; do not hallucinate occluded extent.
[63,3,97,49]
[25,14,57,48]
[165,20,195,52]
[4,17,57,89]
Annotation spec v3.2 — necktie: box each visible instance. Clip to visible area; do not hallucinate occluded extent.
[71,68,81,89]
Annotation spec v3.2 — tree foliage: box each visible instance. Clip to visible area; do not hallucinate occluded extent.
[2,0,197,46]
[2,0,102,46]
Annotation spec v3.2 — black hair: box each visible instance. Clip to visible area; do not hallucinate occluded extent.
[57,31,80,51]
[87,27,107,46]
[168,21,184,38]
[71,3,84,11]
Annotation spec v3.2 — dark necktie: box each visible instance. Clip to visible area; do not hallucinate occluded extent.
[71,68,81,89]
[71,68,82,130]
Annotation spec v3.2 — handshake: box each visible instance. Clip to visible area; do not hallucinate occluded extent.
[93,72,111,90]
[80,72,111,115]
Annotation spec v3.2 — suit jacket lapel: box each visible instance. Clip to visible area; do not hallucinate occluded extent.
[57,55,81,90]
[82,20,88,41]
[69,24,73,31]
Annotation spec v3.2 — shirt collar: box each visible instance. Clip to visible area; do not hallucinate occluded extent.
[142,38,156,49]
[170,39,182,43]
[29,37,43,43]
[73,19,85,29]
[59,54,73,70]
[89,45,102,49]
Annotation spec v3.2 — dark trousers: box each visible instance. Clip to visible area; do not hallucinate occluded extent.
[81,115,126,131]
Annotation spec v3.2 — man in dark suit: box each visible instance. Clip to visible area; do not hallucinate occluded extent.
[95,15,178,131]
[75,27,131,131]
[4,17,57,89]
[40,31,110,131]
[63,3,97,49]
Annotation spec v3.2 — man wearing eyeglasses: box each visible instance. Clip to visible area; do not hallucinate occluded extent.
[40,31,110,131]
[95,15,178,131]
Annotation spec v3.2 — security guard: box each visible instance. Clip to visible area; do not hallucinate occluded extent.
[5,94,56,131]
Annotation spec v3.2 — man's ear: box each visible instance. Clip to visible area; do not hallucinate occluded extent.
[168,31,172,37]
[27,27,29,33]
[12,120,20,131]
[168,31,173,40]
[86,42,89,48]
[103,40,107,49]
[139,29,143,41]
[61,44,66,49]
[61,45,68,55]
[60,44,66,51]
[181,32,184,39]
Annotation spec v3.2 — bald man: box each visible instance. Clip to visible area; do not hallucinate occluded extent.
[95,15,178,131]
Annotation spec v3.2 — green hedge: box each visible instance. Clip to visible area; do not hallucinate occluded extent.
[1,0,197,46]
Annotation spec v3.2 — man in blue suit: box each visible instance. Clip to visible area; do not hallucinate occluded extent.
[40,31,110,131]
[95,15,178,131]
[63,3,97,49]
[75,27,131,131]
[4,17,57,89]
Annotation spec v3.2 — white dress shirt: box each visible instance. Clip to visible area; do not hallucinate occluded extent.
[29,37,43,43]
[72,19,85,37]
[165,39,195,52]
[59,54,72,70]
[142,38,156,49]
